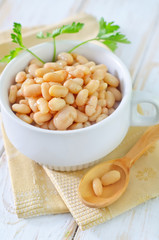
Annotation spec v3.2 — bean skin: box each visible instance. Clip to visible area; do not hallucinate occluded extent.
[76,89,88,106]
[104,73,119,87]
[101,170,121,186]
[89,105,102,121]
[96,113,108,123]
[85,80,99,95]
[9,85,17,104]
[23,84,42,97]
[43,70,67,82]
[35,68,53,77]
[28,98,38,112]
[34,112,52,124]
[53,106,77,130]
[68,122,83,130]
[37,98,49,114]
[12,104,31,114]
[48,98,66,111]
[85,96,98,116]
[75,110,88,123]
[64,92,75,105]
[28,64,39,77]
[44,62,63,70]
[105,91,115,109]
[92,178,103,196]
[16,113,33,124]
[15,71,26,83]
[64,80,82,94]
[49,85,68,98]
[41,82,52,101]
[107,87,122,101]
[58,52,74,65]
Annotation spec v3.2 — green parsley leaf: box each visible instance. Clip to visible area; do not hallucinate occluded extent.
[36,22,84,61]
[51,22,84,38]
[36,32,52,39]
[36,31,46,39]
[100,32,130,51]
[11,22,24,47]
[13,22,21,34]
[0,22,45,64]
[97,18,130,50]
[97,18,120,38]
[69,17,131,53]
[52,28,62,38]
[60,22,84,34]
[105,32,131,44]
[0,48,23,63]
[101,40,117,52]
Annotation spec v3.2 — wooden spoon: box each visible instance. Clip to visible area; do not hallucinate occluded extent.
[79,125,159,208]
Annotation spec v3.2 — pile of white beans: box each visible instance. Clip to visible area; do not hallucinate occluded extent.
[9,52,122,130]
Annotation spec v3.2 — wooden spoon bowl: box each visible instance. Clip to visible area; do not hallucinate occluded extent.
[79,160,128,208]
[79,125,159,208]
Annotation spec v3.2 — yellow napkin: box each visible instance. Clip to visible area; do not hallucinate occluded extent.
[1,124,68,216]
[2,123,159,229]
[1,13,159,230]
[44,127,159,230]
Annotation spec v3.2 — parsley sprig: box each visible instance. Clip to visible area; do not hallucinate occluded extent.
[0,18,130,64]
[68,17,130,53]
[37,22,84,61]
[0,48,23,63]
[0,23,45,64]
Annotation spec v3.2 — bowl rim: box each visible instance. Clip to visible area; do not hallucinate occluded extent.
[0,40,132,135]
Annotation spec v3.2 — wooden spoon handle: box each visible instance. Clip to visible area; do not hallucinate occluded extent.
[124,125,159,168]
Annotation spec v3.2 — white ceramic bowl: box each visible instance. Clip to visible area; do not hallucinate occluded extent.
[0,41,159,171]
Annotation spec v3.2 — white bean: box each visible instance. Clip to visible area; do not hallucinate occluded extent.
[53,106,77,130]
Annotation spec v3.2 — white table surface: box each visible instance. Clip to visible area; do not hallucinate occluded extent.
[0,0,159,239]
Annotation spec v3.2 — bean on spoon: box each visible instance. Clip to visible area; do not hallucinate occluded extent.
[79,125,159,208]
